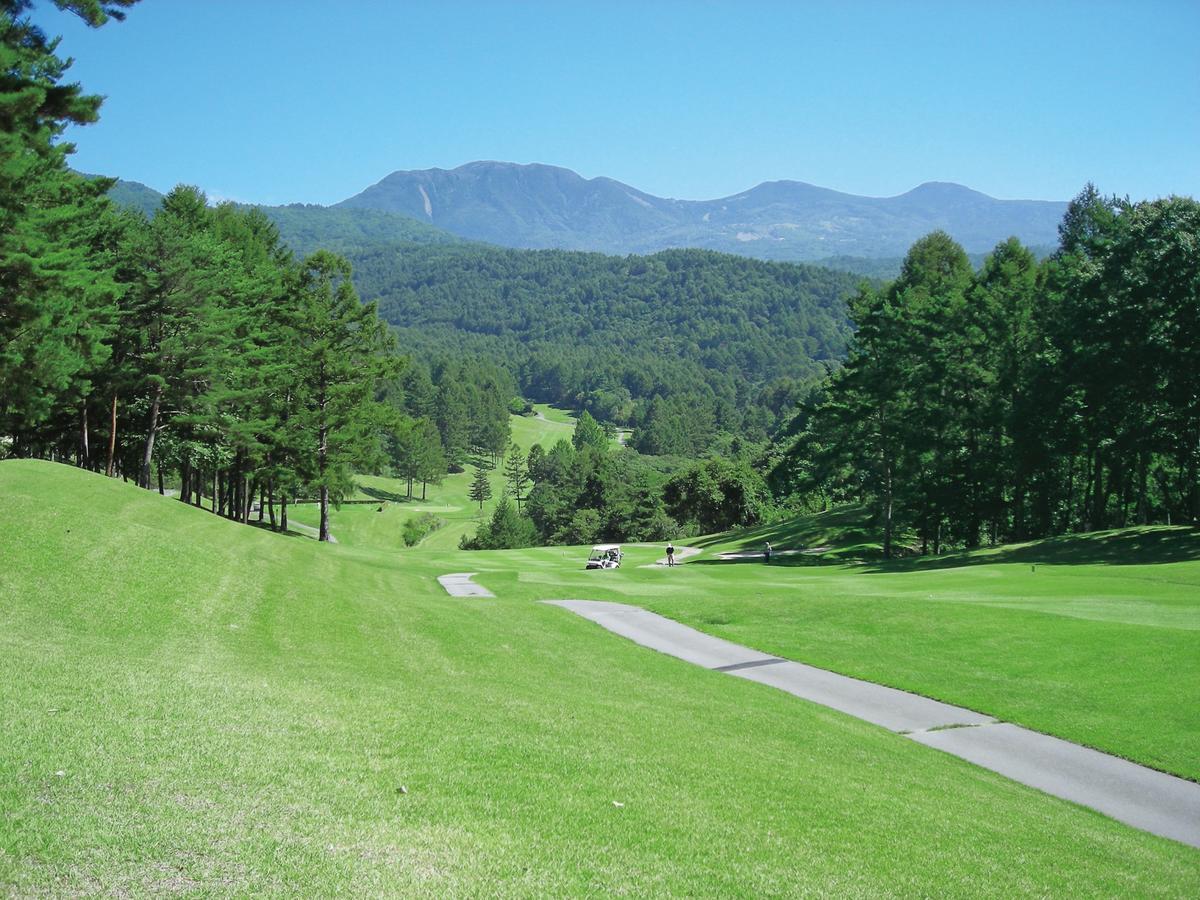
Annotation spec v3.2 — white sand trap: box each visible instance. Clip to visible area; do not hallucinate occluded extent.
[437,573,494,597]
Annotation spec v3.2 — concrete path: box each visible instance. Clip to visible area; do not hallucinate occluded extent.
[438,573,494,598]
[640,546,702,568]
[544,600,1200,849]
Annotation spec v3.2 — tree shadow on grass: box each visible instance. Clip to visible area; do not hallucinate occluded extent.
[693,506,881,552]
[865,526,1200,571]
[690,525,1200,571]
[359,485,410,503]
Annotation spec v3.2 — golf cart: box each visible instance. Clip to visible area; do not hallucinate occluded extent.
[586,544,623,570]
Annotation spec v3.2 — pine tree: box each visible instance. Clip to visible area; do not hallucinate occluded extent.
[468,464,493,511]
[572,410,606,451]
[286,251,397,541]
[414,418,446,501]
[502,443,529,511]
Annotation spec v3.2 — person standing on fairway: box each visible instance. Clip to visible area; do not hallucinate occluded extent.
[666,542,676,567]
[764,541,772,564]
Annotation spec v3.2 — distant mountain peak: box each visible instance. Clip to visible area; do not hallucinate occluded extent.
[335,162,1067,262]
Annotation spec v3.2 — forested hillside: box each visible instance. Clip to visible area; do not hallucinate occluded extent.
[346,243,862,453]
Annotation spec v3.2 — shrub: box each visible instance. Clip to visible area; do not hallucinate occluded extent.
[402,513,443,547]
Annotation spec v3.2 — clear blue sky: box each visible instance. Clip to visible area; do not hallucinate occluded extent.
[38,0,1200,206]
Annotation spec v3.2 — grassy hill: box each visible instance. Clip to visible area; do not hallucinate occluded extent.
[2,461,1198,894]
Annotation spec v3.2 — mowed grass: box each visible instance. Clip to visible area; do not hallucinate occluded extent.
[661,526,1200,782]
[289,405,580,552]
[298,473,1199,782]
[3,460,1198,894]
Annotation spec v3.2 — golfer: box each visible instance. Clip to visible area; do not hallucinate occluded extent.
[764,541,772,564]
[666,542,676,567]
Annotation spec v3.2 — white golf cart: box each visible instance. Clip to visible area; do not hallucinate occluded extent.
[586,544,623,570]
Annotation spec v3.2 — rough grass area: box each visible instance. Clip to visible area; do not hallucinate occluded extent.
[3,460,1198,894]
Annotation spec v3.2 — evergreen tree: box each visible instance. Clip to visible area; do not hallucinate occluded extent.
[572,409,606,451]
[468,464,493,510]
[286,250,397,541]
[413,417,446,501]
[459,494,538,550]
[502,443,529,510]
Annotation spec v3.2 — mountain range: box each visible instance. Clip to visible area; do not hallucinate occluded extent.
[335,161,1067,261]
[104,162,1066,267]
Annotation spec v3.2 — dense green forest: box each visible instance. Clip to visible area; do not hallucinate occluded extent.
[345,242,862,454]
[779,188,1200,553]
[101,181,866,456]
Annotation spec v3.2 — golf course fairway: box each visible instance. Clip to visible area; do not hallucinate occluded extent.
[2,460,1198,895]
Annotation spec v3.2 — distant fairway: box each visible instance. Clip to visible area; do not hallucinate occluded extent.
[2,461,1198,894]
[288,404,580,552]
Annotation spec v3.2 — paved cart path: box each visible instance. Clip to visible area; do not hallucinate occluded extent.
[544,599,1200,849]
[438,573,494,598]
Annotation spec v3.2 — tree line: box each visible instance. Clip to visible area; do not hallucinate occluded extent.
[1,2,486,541]
[462,410,773,549]
[780,186,1200,555]
[337,241,862,454]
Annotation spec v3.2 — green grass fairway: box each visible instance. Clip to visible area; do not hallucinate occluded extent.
[3,460,1198,894]
[289,406,580,552]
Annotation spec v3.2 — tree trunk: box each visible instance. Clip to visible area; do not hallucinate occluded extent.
[319,485,330,542]
[267,484,276,530]
[180,459,191,504]
[1062,457,1077,533]
[1086,446,1103,531]
[1136,451,1149,525]
[140,383,163,490]
[318,412,330,540]
[1189,429,1200,524]
[230,460,239,521]
[258,484,265,522]
[105,392,118,477]
[882,458,894,560]
[421,480,427,501]
[281,495,289,532]
[80,403,90,469]
[157,467,164,496]
[1013,478,1026,541]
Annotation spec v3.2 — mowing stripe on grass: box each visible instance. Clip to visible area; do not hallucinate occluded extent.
[544,599,1200,849]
